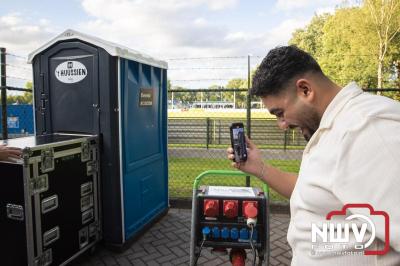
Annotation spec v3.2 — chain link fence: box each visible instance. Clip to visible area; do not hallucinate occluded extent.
[0,48,34,139]
[1,48,400,203]
[167,88,400,202]
[1,87,399,202]
[167,89,304,203]
[166,55,400,202]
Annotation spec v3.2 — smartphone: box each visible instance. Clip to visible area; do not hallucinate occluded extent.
[230,122,248,162]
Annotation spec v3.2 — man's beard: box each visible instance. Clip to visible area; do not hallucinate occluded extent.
[299,107,321,142]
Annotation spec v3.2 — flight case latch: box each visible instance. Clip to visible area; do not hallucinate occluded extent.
[30,174,49,195]
[86,161,98,176]
[81,141,90,162]
[41,148,54,173]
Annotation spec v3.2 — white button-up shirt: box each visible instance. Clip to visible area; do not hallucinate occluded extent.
[287,82,400,265]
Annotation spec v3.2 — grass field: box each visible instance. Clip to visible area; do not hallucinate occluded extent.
[169,157,300,202]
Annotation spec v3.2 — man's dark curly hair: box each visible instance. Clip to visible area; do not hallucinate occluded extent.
[251,45,323,97]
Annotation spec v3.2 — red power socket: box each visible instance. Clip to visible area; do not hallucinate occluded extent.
[242,201,258,218]
[204,199,219,217]
[223,200,238,218]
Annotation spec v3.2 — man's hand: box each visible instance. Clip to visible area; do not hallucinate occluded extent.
[227,137,264,178]
[0,145,22,162]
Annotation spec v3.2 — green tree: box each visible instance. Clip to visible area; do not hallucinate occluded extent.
[167,79,172,91]
[289,14,330,59]
[365,0,400,89]
[226,79,247,108]
[319,7,378,87]
[226,78,247,89]
[290,3,400,91]
[6,81,33,104]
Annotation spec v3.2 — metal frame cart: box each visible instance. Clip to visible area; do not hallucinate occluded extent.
[189,170,270,266]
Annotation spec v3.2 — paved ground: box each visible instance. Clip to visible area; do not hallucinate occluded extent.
[74,209,292,266]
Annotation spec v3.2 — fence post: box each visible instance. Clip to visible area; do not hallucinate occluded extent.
[0,47,7,140]
[283,130,288,151]
[206,117,210,149]
[246,54,251,187]
[218,119,221,145]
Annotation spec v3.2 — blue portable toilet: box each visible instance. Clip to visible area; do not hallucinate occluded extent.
[28,29,169,247]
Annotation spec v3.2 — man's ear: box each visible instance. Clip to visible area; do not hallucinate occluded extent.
[295,79,314,102]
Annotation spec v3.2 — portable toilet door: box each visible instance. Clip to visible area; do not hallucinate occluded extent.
[28,29,169,247]
[119,58,169,241]
[33,40,100,134]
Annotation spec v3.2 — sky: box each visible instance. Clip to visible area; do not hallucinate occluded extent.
[0,0,347,89]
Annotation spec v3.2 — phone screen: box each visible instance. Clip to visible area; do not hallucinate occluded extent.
[230,123,247,162]
[232,127,244,142]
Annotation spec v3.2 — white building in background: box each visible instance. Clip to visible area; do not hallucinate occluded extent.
[190,101,235,109]
[168,100,265,110]
[251,101,266,109]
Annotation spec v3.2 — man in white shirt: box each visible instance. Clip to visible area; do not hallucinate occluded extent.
[227,45,400,265]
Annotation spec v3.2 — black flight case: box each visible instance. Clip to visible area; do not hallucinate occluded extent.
[0,133,101,266]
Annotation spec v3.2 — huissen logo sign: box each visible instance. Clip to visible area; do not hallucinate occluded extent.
[55,61,87,84]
